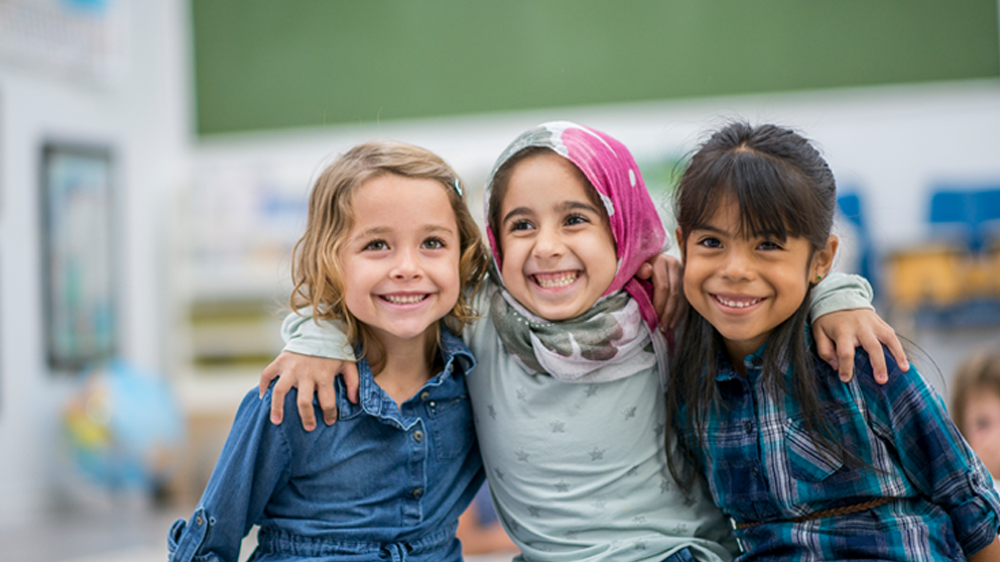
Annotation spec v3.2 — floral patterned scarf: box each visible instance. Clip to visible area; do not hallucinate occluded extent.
[484,122,670,384]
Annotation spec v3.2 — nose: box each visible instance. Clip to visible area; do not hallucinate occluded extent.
[390,247,423,280]
[719,247,754,281]
[532,223,564,261]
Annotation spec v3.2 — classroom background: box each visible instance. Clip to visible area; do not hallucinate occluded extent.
[1,1,999,561]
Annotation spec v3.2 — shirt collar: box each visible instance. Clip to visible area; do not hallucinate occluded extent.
[337,325,475,421]
[713,323,813,383]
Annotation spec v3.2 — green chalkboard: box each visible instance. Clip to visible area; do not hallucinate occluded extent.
[192,1,999,136]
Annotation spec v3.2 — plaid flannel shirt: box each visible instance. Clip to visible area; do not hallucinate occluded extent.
[683,341,1000,561]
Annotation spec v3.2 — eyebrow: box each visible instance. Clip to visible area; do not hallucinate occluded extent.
[502,200,601,224]
[351,224,456,242]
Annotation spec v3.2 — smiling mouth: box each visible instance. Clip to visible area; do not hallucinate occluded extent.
[532,271,579,288]
[380,294,430,305]
[713,294,763,309]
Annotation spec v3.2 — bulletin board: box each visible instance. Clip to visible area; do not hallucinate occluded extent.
[191,0,1000,136]
[40,143,117,371]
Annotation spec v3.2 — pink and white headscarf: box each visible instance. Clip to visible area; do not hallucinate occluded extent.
[485,122,670,384]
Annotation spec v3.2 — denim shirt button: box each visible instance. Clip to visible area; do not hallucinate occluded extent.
[413,430,424,442]
[195,516,204,526]
[420,391,430,401]
[412,488,424,499]
[744,421,753,434]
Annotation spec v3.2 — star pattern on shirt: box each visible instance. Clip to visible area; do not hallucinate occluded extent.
[634,540,648,551]
[683,494,697,507]
[516,449,530,462]
[550,420,566,433]
[566,530,578,540]
[527,505,541,517]
[623,406,637,420]
[488,404,497,419]
[671,523,690,535]
[660,477,671,494]
[626,464,639,477]
[494,467,505,481]
[589,447,605,461]
[585,385,599,397]
[632,515,647,524]
[555,479,570,492]
[655,423,665,437]
[516,387,527,401]
[592,499,607,511]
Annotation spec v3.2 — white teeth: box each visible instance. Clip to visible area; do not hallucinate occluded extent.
[534,272,578,288]
[716,296,761,308]
[383,294,427,305]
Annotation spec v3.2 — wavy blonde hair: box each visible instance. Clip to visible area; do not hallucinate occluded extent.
[290,141,488,371]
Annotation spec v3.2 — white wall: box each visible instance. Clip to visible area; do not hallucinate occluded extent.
[0,0,191,525]
[193,80,1000,258]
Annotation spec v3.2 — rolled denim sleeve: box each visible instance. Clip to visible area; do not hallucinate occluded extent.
[281,308,356,361]
[168,388,292,562]
[860,353,1000,557]
[808,272,874,320]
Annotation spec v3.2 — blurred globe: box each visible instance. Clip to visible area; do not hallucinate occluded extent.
[61,360,184,496]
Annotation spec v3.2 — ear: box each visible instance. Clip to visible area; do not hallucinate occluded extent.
[809,234,839,281]
[675,227,686,262]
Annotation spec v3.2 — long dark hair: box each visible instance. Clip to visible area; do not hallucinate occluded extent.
[665,121,849,489]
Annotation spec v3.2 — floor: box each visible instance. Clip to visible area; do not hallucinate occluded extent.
[1,501,513,562]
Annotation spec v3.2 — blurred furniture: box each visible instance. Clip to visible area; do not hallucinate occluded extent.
[884,185,1000,328]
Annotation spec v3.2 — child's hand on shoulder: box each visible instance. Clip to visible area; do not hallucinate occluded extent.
[635,253,682,330]
[813,309,909,384]
[260,351,359,431]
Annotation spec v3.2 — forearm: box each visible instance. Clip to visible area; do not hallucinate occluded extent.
[969,535,1000,562]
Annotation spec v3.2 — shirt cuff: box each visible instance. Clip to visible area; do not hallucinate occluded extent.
[281,309,355,361]
[809,272,875,320]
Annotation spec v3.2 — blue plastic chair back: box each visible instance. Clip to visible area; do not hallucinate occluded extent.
[929,186,1000,251]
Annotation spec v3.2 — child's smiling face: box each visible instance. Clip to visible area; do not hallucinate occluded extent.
[497,151,618,321]
[679,196,836,366]
[339,174,461,348]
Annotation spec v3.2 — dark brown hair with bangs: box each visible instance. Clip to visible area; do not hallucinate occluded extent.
[665,121,853,490]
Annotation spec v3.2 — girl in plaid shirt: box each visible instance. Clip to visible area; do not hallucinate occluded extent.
[666,121,1000,561]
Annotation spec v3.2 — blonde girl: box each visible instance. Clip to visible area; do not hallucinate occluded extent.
[169,141,489,562]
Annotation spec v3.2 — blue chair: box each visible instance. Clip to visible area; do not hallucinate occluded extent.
[929,186,1000,252]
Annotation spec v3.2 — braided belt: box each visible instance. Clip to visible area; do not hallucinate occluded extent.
[734,497,894,530]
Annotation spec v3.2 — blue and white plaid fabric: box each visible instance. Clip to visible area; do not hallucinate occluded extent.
[681,339,1000,561]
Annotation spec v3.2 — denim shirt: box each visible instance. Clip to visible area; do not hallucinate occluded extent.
[683,341,1000,561]
[168,328,484,562]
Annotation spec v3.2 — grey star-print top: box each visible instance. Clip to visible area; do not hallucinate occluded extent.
[464,283,736,562]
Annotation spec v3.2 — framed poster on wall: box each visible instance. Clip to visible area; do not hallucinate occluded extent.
[40,143,116,371]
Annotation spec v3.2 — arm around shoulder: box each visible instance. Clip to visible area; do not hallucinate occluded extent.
[282,309,356,361]
[808,272,873,319]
